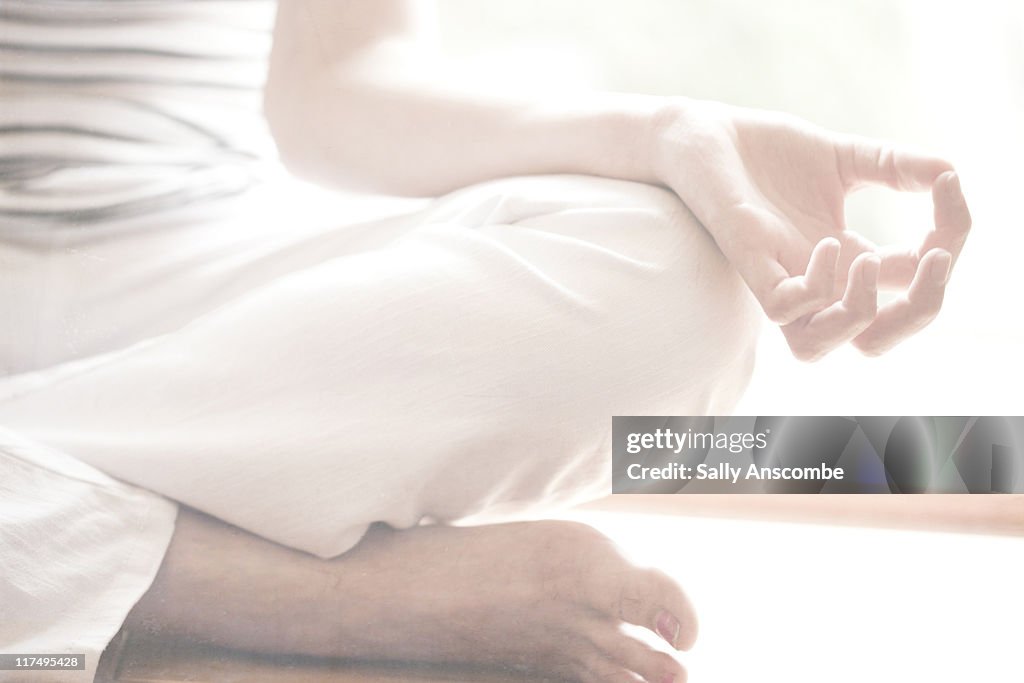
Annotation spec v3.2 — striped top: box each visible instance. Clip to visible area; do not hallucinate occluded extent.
[0,0,278,230]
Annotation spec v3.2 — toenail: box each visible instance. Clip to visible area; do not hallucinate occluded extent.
[661,675,676,683]
[656,610,680,648]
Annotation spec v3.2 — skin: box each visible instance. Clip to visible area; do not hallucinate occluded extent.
[123,2,973,681]
[127,508,696,683]
[265,0,972,361]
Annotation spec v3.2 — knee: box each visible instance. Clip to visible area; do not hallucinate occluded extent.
[530,176,761,415]
[418,174,761,416]
[627,181,761,413]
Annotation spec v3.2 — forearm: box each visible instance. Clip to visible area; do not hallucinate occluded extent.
[264,54,668,197]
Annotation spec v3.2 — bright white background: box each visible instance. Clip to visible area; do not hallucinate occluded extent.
[437,0,1024,414]
[436,5,1023,682]
[560,509,1024,683]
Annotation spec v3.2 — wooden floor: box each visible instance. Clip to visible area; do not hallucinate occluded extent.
[99,495,1023,683]
[100,640,537,683]
[99,635,562,683]
[580,492,1024,536]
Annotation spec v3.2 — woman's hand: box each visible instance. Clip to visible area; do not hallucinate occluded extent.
[651,99,972,361]
[269,3,969,363]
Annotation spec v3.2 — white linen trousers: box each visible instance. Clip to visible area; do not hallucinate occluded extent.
[0,173,760,676]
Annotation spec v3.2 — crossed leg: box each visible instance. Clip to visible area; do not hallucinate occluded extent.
[1,175,759,681]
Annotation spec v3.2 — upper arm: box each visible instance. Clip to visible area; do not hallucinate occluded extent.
[269,0,434,73]
[265,0,436,147]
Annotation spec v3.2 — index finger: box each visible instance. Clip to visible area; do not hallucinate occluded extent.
[837,136,953,192]
[878,171,972,288]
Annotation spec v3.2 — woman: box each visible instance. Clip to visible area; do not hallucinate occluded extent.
[0,1,971,682]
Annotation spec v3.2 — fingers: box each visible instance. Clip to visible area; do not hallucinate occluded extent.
[837,137,954,192]
[853,248,952,355]
[876,244,919,288]
[813,167,967,357]
[877,171,973,288]
[736,154,966,357]
[782,252,880,361]
[932,170,972,259]
[757,237,841,324]
[783,245,953,360]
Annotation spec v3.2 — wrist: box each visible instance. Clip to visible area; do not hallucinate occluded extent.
[544,91,673,185]
[646,96,730,186]
[597,92,670,185]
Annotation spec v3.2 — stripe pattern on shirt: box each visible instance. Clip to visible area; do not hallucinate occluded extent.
[0,0,278,229]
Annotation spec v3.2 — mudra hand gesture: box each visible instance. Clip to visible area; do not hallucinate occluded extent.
[652,100,972,361]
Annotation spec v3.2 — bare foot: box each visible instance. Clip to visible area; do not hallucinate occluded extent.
[127,511,696,683]
[319,520,696,682]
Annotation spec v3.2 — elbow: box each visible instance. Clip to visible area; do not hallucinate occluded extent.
[263,75,313,176]
[263,66,345,183]
[263,77,350,189]
[262,75,393,194]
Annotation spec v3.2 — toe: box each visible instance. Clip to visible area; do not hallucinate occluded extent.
[586,621,687,683]
[590,565,698,651]
[533,522,698,653]
[578,654,646,683]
